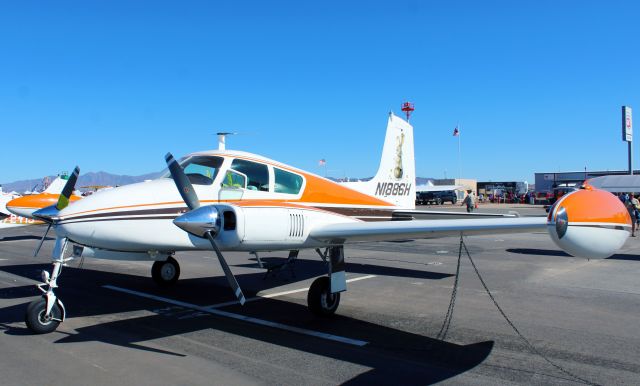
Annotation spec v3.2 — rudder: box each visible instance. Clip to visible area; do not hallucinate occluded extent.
[343,113,416,209]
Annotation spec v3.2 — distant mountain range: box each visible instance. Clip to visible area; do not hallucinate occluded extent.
[1,172,435,194]
[1,171,163,193]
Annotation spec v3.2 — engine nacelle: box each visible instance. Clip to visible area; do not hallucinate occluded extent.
[547,188,631,259]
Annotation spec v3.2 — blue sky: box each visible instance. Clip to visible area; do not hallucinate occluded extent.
[1,1,639,184]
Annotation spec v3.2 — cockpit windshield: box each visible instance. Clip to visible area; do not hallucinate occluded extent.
[162,156,223,185]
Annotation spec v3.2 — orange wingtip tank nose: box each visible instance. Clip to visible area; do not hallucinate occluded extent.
[547,188,631,259]
[6,193,82,218]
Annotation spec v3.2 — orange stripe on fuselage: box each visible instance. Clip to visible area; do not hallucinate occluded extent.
[62,153,395,218]
[228,154,393,207]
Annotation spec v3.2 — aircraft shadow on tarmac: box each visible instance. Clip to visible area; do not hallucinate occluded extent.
[0,263,491,384]
[507,248,640,261]
[0,235,55,242]
[235,257,454,281]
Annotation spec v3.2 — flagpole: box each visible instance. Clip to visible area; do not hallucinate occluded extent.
[457,122,461,179]
[318,159,328,177]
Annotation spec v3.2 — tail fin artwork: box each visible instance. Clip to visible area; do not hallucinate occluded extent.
[342,113,416,209]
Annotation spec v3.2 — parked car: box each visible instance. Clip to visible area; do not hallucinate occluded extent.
[416,190,458,205]
[416,191,438,205]
[435,190,458,204]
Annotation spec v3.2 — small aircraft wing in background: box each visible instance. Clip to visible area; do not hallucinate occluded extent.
[0,215,44,229]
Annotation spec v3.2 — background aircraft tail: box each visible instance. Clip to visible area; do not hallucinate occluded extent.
[343,113,416,209]
[43,174,70,195]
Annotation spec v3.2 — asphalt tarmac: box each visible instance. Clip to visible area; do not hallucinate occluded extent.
[1,204,639,385]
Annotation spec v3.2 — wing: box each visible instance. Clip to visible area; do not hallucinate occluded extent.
[393,209,521,220]
[309,217,547,244]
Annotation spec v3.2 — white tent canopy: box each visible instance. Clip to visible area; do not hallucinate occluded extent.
[415,184,463,192]
[587,175,640,192]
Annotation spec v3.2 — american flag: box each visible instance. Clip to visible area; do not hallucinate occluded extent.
[318,159,326,166]
[453,127,459,136]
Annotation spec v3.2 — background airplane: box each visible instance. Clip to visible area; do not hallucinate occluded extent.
[1,187,41,229]
[0,186,21,216]
[6,173,82,220]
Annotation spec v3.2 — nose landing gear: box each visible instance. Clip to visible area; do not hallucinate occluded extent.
[25,237,70,334]
[25,298,63,334]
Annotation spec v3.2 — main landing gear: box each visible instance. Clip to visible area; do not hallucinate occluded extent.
[151,255,180,287]
[308,246,347,316]
[307,277,340,316]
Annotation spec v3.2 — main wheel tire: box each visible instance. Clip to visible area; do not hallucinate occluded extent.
[307,277,340,316]
[152,256,180,287]
[436,198,442,205]
[25,298,61,334]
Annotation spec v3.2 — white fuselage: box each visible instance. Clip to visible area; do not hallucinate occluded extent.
[55,155,368,253]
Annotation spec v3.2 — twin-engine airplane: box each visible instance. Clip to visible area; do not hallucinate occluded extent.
[24,113,631,334]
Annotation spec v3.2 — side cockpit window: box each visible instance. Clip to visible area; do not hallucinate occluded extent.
[230,159,269,191]
[222,170,247,189]
[274,167,303,194]
[163,156,223,185]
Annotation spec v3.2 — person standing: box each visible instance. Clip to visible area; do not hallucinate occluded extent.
[633,194,640,230]
[462,190,475,213]
[626,193,637,237]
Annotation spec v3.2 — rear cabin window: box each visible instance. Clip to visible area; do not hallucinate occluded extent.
[274,168,303,194]
[230,159,269,191]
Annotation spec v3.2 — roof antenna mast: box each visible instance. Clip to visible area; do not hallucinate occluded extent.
[216,132,236,151]
[401,102,415,122]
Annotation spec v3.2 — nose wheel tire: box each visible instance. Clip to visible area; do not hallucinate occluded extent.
[307,277,340,316]
[25,298,61,334]
[152,256,180,287]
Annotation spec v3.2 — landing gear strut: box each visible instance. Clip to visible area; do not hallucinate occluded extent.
[152,256,180,287]
[25,237,69,334]
[308,246,347,316]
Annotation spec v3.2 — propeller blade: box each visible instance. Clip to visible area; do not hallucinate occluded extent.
[205,232,246,305]
[33,223,52,257]
[165,153,200,211]
[165,153,242,303]
[56,166,80,210]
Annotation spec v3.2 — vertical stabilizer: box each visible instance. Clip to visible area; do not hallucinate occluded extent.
[43,175,69,195]
[342,113,416,209]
